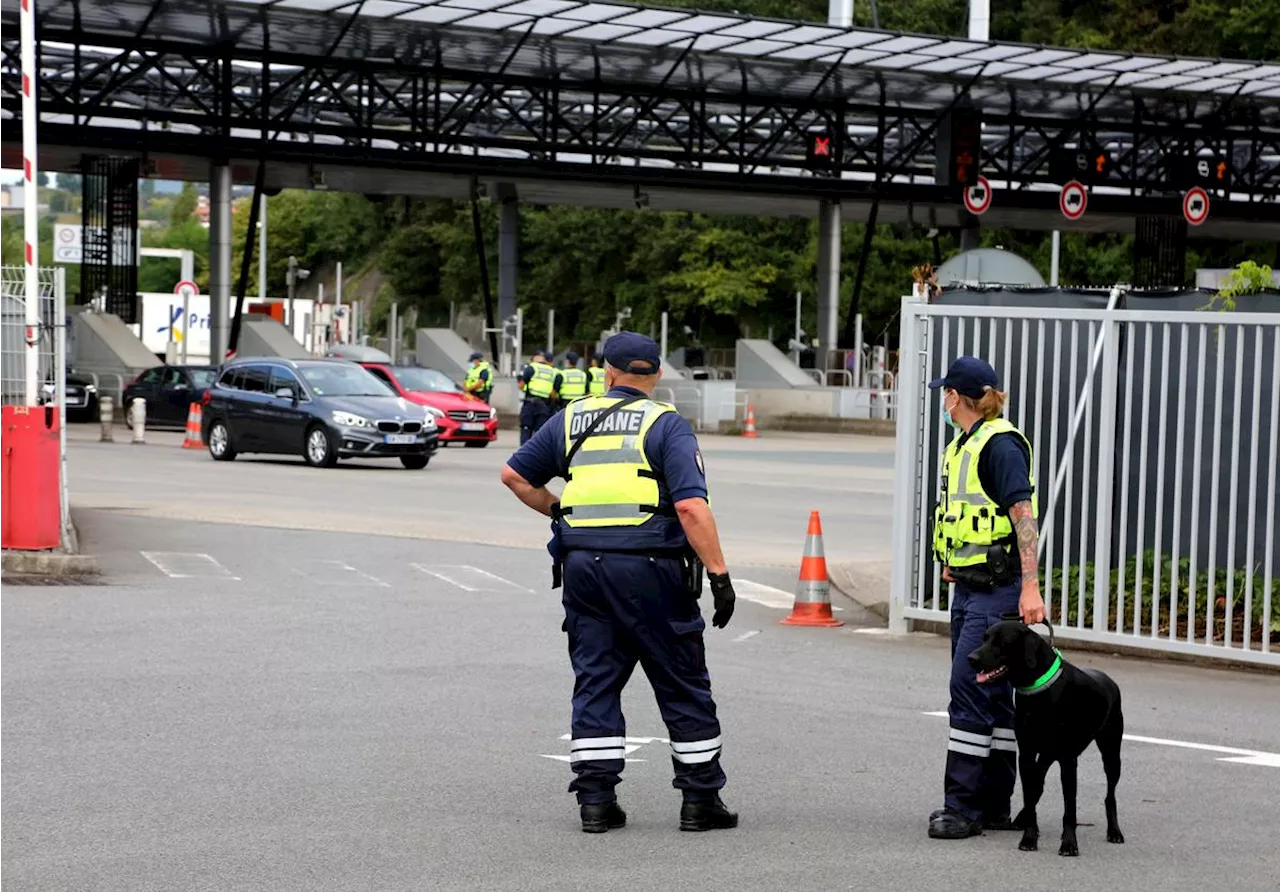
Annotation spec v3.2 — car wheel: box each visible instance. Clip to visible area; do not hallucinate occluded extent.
[304,424,338,468]
[400,455,431,470]
[464,440,489,448]
[208,420,237,461]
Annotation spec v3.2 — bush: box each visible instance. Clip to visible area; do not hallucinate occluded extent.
[1039,550,1278,645]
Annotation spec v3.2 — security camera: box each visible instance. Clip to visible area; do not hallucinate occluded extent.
[682,325,694,336]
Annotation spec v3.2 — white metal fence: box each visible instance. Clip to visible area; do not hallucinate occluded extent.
[889,292,1280,667]
[1,265,65,406]
[1,264,71,546]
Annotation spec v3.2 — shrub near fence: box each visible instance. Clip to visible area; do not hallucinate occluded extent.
[1042,551,1278,648]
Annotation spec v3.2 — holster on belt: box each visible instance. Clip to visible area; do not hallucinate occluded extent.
[682,549,705,599]
[950,543,1017,590]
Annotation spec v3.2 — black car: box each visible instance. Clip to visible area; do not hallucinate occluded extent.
[39,369,100,422]
[201,357,440,469]
[123,364,218,428]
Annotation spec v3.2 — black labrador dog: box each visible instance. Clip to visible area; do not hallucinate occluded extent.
[968,620,1125,856]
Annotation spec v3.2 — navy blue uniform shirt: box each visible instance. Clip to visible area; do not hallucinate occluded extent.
[507,386,707,551]
[956,418,1034,511]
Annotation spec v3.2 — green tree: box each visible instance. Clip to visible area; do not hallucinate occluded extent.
[169,182,199,227]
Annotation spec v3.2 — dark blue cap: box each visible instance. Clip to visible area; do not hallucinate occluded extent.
[602,331,661,375]
[565,350,579,362]
[928,356,998,399]
[469,351,483,361]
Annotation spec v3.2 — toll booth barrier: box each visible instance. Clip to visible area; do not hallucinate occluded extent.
[1,405,62,550]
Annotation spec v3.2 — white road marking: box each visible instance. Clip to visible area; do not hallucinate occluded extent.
[921,712,1279,768]
[1123,734,1280,768]
[141,551,239,580]
[852,627,892,635]
[292,561,389,587]
[540,734,670,764]
[702,578,843,611]
[411,564,532,593]
[733,630,761,642]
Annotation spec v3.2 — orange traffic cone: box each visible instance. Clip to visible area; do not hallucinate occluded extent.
[781,511,844,627]
[182,403,204,449]
[742,403,759,439]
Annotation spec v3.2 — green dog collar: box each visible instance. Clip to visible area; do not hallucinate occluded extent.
[1016,649,1063,695]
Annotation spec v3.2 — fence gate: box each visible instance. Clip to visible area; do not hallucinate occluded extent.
[889,292,1280,667]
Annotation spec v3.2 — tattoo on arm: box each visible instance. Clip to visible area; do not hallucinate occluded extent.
[1008,500,1039,581]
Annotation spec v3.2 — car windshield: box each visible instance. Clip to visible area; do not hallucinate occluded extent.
[393,367,461,393]
[189,369,216,388]
[297,363,394,397]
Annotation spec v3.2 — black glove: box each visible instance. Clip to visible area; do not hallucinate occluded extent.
[707,572,736,629]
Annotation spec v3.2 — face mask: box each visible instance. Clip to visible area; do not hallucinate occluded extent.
[942,394,959,429]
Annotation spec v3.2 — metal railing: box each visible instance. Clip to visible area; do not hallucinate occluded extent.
[654,384,704,430]
[889,294,1280,666]
[721,388,749,425]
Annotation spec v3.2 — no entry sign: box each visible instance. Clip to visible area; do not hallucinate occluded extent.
[1183,187,1210,227]
[1059,180,1088,221]
[174,279,200,299]
[963,176,992,216]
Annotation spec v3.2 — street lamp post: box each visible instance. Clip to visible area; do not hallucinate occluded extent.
[285,255,310,335]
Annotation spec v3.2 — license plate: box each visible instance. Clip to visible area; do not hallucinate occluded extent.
[385,433,416,445]
[460,423,486,432]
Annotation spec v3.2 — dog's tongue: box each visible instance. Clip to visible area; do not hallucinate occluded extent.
[976,669,997,684]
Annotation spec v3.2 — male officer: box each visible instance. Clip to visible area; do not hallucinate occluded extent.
[500,331,739,834]
[518,349,562,444]
[558,351,589,405]
[927,356,1045,840]
[587,357,606,396]
[463,351,493,403]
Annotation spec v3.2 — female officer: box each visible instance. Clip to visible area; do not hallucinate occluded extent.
[926,356,1046,840]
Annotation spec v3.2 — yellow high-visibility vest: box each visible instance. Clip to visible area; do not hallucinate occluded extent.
[524,362,557,399]
[560,367,588,401]
[933,418,1037,568]
[464,361,492,394]
[588,367,606,396]
[559,396,675,528]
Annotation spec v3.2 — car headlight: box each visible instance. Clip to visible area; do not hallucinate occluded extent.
[424,406,445,418]
[423,415,437,429]
[332,410,372,428]
[84,384,97,394]
[488,407,497,420]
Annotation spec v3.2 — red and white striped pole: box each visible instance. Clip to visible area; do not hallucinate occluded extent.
[21,0,40,406]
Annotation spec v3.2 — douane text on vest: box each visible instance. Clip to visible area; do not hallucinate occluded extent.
[569,407,647,438]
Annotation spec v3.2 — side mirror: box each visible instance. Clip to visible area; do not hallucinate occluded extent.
[274,386,296,402]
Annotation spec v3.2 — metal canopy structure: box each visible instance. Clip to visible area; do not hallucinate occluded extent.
[2,0,1279,235]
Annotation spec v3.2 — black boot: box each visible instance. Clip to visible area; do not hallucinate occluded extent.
[928,808,982,839]
[580,802,626,834]
[680,794,739,832]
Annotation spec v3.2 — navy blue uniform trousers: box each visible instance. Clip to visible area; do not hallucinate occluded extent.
[561,550,726,805]
[520,397,554,444]
[945,580,1019,822]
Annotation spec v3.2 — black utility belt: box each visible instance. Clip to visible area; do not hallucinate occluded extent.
[950,542,1018,590]
[562,546,688,560]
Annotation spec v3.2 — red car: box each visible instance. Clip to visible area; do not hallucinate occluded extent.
[361,363,498,447]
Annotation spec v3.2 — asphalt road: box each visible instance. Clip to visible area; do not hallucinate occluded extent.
[3,433,1279,891]
[62,426,896,566]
